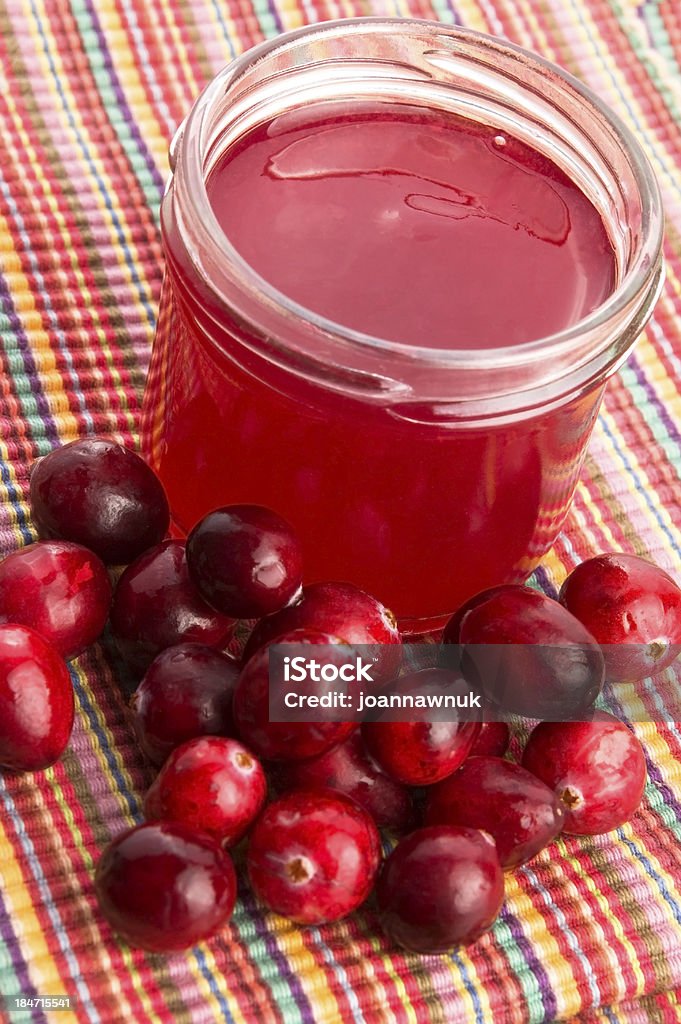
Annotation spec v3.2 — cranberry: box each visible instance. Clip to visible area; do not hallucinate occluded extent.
[425,757,564,869]
[186,505,303,619]
[0,624,74,771]
[0,540,111,660]
[275,731,414,831]
[458,584,604,718]
[110,541,235,675]
[234,629,356,761]
[376,826,504,953]
[559,553,681,682]
[95,821,236,951]
[144,736,267,846]
[362,668,481,786]
[30,438,169,565]
[442,585,512,645]
[247,790,380,924]
[470,722,511,758]
[132,643,239,765]
[242,581,401,684]
[521,711,647,834]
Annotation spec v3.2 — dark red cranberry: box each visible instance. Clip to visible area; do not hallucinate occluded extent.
[362,668,481,786]
[470,722,511,758]
[442,585,512,645]
[0,540,111,660]
[559,553,681,682]
[247,790,380,924]
[186,504,303,619]
[95,821,236,951]
[110,541,235,675]
[376,826,504,953]
[132,643,239,765]
[144,736,267,846]
[275,731,414,831]
[458,584,604,718]
[30,438,169,565]
[0,624,74,771]
[425,757,564,869]
[242,581,401,684]
[233,629,356,761]
[522,712,647,835]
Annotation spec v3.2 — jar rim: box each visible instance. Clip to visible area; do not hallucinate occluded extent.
[172,17,664,379]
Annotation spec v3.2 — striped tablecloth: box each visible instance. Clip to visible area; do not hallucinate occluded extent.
[1,1,681,1022]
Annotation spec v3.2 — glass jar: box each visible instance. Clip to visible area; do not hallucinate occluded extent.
[141,18,664,633]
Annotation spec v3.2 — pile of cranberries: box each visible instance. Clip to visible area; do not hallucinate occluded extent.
[0,437,679,956]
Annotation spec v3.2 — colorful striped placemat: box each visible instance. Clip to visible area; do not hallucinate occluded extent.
[1,1,680,1022]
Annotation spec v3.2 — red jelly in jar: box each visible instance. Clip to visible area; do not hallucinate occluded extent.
[143,20,663,632]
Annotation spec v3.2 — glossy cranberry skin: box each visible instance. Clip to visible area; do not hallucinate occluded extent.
[95,821,236,951]
[243,581,401,684]
[559,553,681,682]
[110,541,235,675]
[186,504,303,619]
[426,757,564,869]
[522,711,647,835]
[376,826,504,953]
[132,644,239,765]
[275,732,414,831]
[443,585,512,645]
[234,629,356,761]
[459,584,604,719]
[470,722,511,758]
[144,736,267,846]
[247,790,380,924]
[0,540,111,660]
[362,669,481,786]
[30,438,169,565]
[0,624,74,771]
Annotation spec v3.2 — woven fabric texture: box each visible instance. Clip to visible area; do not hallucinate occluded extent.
[1,1,680,1022]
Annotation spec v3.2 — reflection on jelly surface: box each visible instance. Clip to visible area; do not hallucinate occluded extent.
[145,102,617,630]
[207,103,616,349]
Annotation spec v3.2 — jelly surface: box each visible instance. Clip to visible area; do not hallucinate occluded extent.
[206,102,616,349]
[146,102,617,628]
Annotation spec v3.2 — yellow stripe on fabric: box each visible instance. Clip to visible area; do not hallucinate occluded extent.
[42,758,163,1024]
[25,0,157,315]
[260,921,348,1024]
[0,29,138,437]
[0,814,73,1006]
[551,0,681,221]
[593,404,681,553]
[0,210,80,438]
[452,950,496,1022]
[70,660,240,1024]
[544,844,638,1005]
[571,477,622,552]
[454,0,496,34]
[502,873,583,1020]
[149,0,202,109]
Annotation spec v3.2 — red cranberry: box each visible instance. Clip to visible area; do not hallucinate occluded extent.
[275,731,414,831]
[458,584,604,718]
[0,540,111,660]
[110,541,235,675]
[234,629,356,761]
[442,585,512,645]
[242,581,401,684]
[95,821,236,951]
[144,736,267,846]
[132,643,239,765]
[30,438,169,565]
[425,757,564,869]
[559,553,681,682]
[376,826,504,953]
[186,504,303,619]
[0,624,74,771]
[362,668,481,786]
[247,790,380,924]
[521,711,647,834]
[470,722,511,758]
